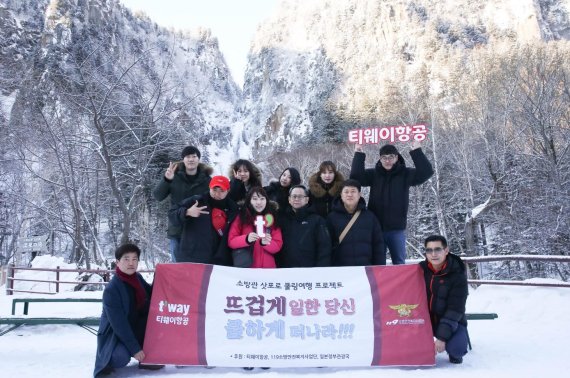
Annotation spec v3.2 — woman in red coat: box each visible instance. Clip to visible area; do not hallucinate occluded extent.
[228,187,283,268]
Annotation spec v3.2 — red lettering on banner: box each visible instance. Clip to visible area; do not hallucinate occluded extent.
[348,124,429,144]
[363,128,378,144]
[348,129,362,143]
[289,299,304,316]
[144,264,434,367]
[378,127,394,142]
[324,298,356,315]
[411,124,427,141]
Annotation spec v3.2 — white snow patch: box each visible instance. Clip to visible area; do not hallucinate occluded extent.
[1,91,18,116]
[0,257,567,376]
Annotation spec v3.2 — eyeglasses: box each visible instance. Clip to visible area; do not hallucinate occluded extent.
[290,195,307,200]
[380,154,397,162]
[424,247,445,254]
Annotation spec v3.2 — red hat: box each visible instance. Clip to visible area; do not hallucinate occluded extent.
[209,175,230,191]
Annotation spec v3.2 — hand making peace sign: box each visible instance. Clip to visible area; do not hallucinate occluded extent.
[164,161,178,180]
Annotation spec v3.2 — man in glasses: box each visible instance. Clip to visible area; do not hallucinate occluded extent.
[350,140,433,264]
[419,235,468,364]
[277,185,332,267]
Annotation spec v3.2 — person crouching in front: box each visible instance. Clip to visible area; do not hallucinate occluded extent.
[419,234,469,364]
[93,243,162,376]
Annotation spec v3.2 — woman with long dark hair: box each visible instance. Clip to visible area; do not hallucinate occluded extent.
[228,159,262,205]
[264,167,301,213]
[228,187,283,268]
[308,161,345,218]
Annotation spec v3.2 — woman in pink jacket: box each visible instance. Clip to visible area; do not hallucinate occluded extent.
[228,187,283,268]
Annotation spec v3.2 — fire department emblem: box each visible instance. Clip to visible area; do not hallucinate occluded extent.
[389,304,419,317]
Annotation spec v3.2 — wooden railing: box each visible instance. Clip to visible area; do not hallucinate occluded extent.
[4,254,570,294]
[461,255,570,288]
[5,265,154,295]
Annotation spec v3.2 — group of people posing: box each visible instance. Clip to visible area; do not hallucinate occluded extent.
[95,141,470,376]
[154,141,433,269]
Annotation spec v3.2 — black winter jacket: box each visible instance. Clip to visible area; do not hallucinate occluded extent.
[169,192,238,265]
[308,171,345,218]
[264,181,290,214]
[227,164,263,205]
[153,163,212,237]
[277,205,332,268]
[94,274,151,377]
[419,253,468,342]
[326,197,386,266]
[350,149,433,231]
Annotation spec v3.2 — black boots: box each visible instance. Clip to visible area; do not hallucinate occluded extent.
[449,355,463,364]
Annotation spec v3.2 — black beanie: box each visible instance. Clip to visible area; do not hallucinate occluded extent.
[181,145,201,159]
[379,144,398,156]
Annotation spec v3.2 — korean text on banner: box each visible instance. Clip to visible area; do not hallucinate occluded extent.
[143,264,435,367]
[348,124,428,144]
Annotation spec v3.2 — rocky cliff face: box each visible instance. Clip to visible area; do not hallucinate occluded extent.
[2,0,569,160]
[0,0,241,162]
[1,0,568,262]
[0,0,46,97]
[241,0,570,155]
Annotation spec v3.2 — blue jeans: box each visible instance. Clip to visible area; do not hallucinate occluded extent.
[446,324,469,359]
[383,230,406,265]
[169,237,180,262]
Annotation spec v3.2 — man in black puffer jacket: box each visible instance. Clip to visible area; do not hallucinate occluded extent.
[278,185,331,267]
[169,176,237,266]
[419,234,469,364]
[153,146,212,261]
[350,140,433,265]
[326,180,385,266]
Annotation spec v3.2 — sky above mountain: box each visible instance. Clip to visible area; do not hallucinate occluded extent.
[119,0,280,87]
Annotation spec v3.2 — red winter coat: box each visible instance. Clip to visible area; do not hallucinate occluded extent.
[228,216,283,268]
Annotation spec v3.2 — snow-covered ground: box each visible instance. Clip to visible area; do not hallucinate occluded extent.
[0,258,567,377]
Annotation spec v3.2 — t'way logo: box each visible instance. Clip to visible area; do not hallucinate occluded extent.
[158,300,190,316]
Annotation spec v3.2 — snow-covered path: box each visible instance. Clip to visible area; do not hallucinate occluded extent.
[1,278,567,377]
